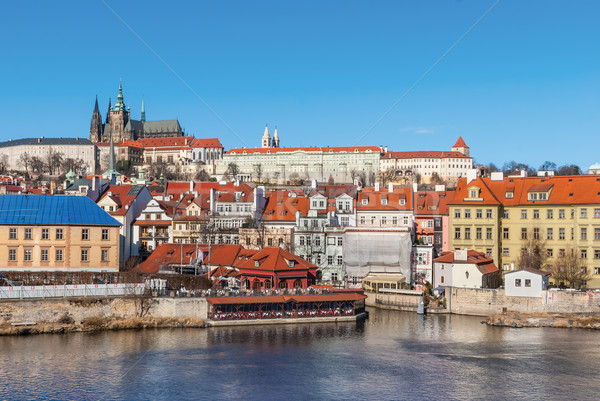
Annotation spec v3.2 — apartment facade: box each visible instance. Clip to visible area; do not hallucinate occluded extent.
[0,195,120,271]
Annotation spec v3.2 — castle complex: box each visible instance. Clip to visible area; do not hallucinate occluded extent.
[90,82,183,143]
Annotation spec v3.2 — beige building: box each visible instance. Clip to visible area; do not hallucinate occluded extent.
[0,137,97,175]
[0,195,120,271]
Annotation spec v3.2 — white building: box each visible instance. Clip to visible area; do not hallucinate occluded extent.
[380,137,472,182]
[432,249,500,289]
[504,268,550,298]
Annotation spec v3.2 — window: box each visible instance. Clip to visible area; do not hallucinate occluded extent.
[559,228,565,240]
[328,255,333,264]
[299,236,305,246]
[315,237,321,247]
[547,228,553,240]
[595,268,600,275]
[392,217,398,225]
[167,155,174,164]
[360,216,365,225]
[525,279,531,287]
[521,210,527,219]
[547,209,553,219]
[56,249,63,261]
[337,237,343,246]
[404,216,409,225]
[595,228,600,241]
[267,238,273,246]
[316,255,321,265]
[559,249,565,257]
[41,228,49,240]
[331,272,338,281]
[595,250,600,260]
[441,276,444,284]
[381,216,387,225]
[581,249,587,259]
[102,229,109,241]
[82,229,89,241]
[581,228,587,241]
[581,209,588,218]
[486,248,492,257]
[503,228,509,239]
[9,228,16,240]
[454,209,461,218]
[486,209,492,218]
[595,208,600,218]
[486,228,492,240]
[515,279,521,287]
[464,209,471,218]
[533,209,539,219]
[476,209,482,218]
[464,227,471,239]
[337,255,343,265]
[503,210,509,219]
[559,209,565,219]
[476,228,482,239]
[503,248,509,257]
[24,249,32,261]
[246,238,251,246]
[454,227,461,239]
[25,228,32,240]
[8,249,16,261]
[533,227,540,240]
[547,248,553,257]
[81,249,89,262]
[521,228,527,240]
[41,249,48,262]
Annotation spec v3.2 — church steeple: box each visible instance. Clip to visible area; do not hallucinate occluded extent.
[114,80,126,112]
[140,98,146,122]
[89,95,103,143]
[273,126,280,148]
[103,131,120,179]
[261,124,271,148]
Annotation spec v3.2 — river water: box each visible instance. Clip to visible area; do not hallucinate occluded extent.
[1,308,599,400]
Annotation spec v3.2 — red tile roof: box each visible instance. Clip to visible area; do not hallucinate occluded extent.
[357,187,412,211]
[453,136,469,148]
[414,190,455,216]
[99,185,145,216]
[382,151,469,159]
[263,191,309,221]
[190,138,223,148]
[137,244,207,274]
[139,136,195,149]
[434,250,499,275]
[226,146,380,155]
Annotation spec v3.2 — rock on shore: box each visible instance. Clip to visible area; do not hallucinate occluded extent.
[486,312,600,329]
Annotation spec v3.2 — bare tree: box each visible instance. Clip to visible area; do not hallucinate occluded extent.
[253,163,263,183]
[550,245,590,289]
[226,163,239,181]
[0,154,8,173]
[18,152,31,174]
[517,228,548,270]
[30,157,45,174]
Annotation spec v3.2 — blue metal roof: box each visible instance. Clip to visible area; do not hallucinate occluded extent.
[0,195,121,226]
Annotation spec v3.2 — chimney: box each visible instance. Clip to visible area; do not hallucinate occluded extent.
[490,172,503,181]
[374,182,380,192]
[210,188,216,213]
[466,169,478,183]
[455,249,468,261]
[384,146,388,153]
[388,182,393,193]
[189,180,194,193]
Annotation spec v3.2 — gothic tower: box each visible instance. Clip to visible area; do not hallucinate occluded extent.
[261,124,271,148]
[108,81,130,142]
[90,96,103,142]
[103,98,112,142]
[272,126,280,148]
[140,98,146,122]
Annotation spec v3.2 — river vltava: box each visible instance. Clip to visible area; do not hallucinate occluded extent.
[1,308,598,400]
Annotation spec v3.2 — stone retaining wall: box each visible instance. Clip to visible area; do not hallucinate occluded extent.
[365,292,421,312]
[447,287,600,316]
[0,297,209,325]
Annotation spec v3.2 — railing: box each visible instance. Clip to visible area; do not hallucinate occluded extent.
[0,283,145,300]
[212,308,355,320]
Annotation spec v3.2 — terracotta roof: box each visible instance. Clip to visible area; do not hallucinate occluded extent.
[190,138,223,148]
[414,190,455,216]
[227,146,380,155]
[382,151,470,159]
[453,136,469,148]
[357,187,412,211]
[451,175,600,206]
[99,185,146,216]
[137,244,207,274]
[263,191,309,222]
[207,292,366,305]
[233,247,316,271]
[434,250,499,275]
[138,136,195,149]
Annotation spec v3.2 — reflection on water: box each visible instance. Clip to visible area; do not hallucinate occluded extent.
[1,308,599,400]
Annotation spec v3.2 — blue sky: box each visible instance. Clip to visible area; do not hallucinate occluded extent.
[0,1,598,169]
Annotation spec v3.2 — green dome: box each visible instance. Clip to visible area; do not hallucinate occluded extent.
[589,162,600,170]
[65,169,76,180]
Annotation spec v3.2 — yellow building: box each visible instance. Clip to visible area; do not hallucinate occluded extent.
[450,174,600,288]
[0,195,120,271]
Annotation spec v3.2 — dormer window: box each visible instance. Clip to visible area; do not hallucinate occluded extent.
[361,199,368,205]
[506,192,514,199]
[254,261,260,267]
[288,260,295,268]
[399,199,406,205]
[465,185,482,201]
[381,199,388,205]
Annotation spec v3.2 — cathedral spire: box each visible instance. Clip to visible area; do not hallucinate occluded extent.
[273,126,279,148]
[141,98,146,122]
[114,79,126,112]
[103,131,120,178]
[261,124,271,148]
[94,95,99,112]
[90,95,103,143]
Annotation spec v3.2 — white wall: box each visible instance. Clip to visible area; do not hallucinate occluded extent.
[505,270,543,298]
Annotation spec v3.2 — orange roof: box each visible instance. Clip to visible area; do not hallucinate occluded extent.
[233,247,316,271]
[453,136,469,148]
[357,187,412,211]
[99,185,146,216]
[137,244,207,274]
[207,292,366,305]
[227,146,380,155]
[451,175,600,206]
[191,138,223,148]
[139,136,195,149]
[263,191,309,222]
[434,250,499,275]
[382,150,469,159]
[414,190,455,216]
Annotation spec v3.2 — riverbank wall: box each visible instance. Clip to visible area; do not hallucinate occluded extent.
[365,292,421,312]
[0,297,209,327]
[447,287,600,316]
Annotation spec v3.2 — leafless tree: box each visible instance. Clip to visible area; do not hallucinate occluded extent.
[550,245,590,289]
[18,152,31,174]
[0,154,8,173]
[253,163,263,183]
[517,228,548,270]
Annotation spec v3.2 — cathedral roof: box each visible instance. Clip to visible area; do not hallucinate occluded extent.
[142,120,182,134]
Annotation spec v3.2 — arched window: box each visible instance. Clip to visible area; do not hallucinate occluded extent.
[279,280,288,289]
[293,279,302,289]
[252,279,261,291]
[243,278,250,289]
[264,279,272,290]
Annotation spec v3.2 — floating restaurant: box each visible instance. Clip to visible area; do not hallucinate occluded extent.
[207,291,366,322]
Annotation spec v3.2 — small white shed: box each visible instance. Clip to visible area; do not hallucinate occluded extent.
[504,268,550,298]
